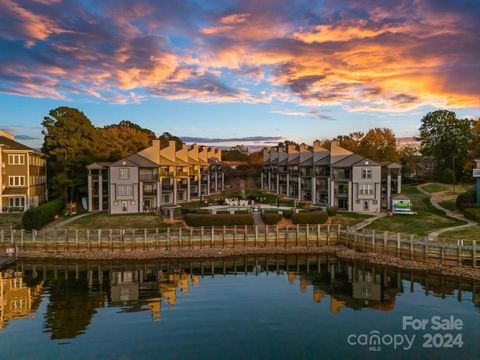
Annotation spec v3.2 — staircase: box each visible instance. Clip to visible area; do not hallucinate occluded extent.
[252,212,265,230]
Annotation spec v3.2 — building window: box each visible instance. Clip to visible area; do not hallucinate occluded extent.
[9,197,25,208]
[361,168,372,179]
[119,168,130,180]
[8,154,25,165]
[359,184,374,195]
[117,184,132,196]
[9,176,25,187]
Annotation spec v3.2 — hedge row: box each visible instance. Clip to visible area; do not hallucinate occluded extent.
[291,211,328,224]
[327,206,338,216]
[184,214,254,226]
[457,190,476,211]
[22,198,64,230]
[262,212,282,225]
[464,208,480,223]
[282,210,293,218]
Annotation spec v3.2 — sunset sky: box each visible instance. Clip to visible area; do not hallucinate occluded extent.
[0,0,479,149]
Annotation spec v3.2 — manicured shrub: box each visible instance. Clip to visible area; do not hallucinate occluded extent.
[292,211,328,224]
[194,209,211,214]
[456,190,476,211]
[327,206,338,216]
[464,208,480,223]
[262,212,282,225]
[282,209,293,218]
[22,198,64,230]
[184,214,254,226]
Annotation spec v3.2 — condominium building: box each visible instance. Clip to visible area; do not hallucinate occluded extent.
[86,140,224,213]
[0,130,48,212]
[261,141,402,213]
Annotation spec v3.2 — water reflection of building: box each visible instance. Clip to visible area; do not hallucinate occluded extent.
[295,263,400,314]
[0,272,44,330]
[110,270,199,321]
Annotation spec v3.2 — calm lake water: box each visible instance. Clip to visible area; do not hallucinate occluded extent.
[0,255,479,359]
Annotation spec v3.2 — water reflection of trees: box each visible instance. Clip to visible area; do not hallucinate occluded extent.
[4,256,480,339]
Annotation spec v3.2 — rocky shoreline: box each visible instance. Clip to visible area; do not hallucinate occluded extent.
[16,245,480,280]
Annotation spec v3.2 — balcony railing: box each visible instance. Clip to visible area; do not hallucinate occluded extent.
[474,169,480,177]
[143,189,157,196]
[300,170,313,177]
[162,184,174,191]
[333,173,351,181]
[335,189,348,197]
[176,171,189,177]
[139,173,158,181]
[159,171,175,177]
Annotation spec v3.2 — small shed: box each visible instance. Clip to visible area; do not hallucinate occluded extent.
[391,193,414,215]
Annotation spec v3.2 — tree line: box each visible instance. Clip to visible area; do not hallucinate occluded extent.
[42,107,183,203]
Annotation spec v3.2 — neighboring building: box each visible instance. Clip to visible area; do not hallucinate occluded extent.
[86,140,224,213]
[474,159,480,204]
[261,141,402,213]
[0,130,48,213]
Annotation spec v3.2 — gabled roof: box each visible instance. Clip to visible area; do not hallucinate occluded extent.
[0,135,42,154]
[188,157,201,165]
[157,155,177,166]
[314,156,330,166]
[352,157,380,167]
[109,158,141,167]
[299,158,314,166]
[332,153,365,167]
[288,156,300,165]
[380,161,402,169]
[127,153,158,168]
[278,158,288,166]
[86,162,112,169]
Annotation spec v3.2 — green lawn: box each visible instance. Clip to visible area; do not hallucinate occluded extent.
[0,213,23,229]
[65,212,173,229]
[438,199,457,212]
[438,226,480,242]
[330,212,373,226]
[422,183,453,193]
[366,185,465,236]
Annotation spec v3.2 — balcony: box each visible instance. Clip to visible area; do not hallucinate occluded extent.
[335,189,348,198]
[162,184,174,191]
[176,170,189,177]
[139,173,158,181]
[159,170,175,177]
[333,173,351,181]
[143,189,157,196]
[300,170,313,177]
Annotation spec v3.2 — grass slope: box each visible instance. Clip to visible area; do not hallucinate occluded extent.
[65,212,170,229]
[438,226,480,242]
[0,213,23,229]
[366,185,465,236]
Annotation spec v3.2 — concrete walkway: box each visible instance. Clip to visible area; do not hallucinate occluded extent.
[348,212,387,231]
[417,184,476,239]
[47,212,93,229]
[252,212,265,230]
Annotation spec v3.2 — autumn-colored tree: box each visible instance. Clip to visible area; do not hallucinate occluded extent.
[223,145,249,161]
[247,150,263,166]
[336,128,399,162]
[101,120,156,160]
[336,131,364,153]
